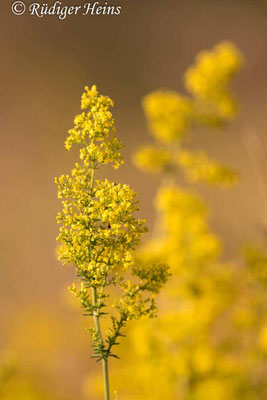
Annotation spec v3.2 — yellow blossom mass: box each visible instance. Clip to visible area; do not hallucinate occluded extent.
[87,43,267,400]
[55,86,169,372]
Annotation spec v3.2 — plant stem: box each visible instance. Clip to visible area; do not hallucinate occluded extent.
[102,358,110,400]
[92,287,110,400]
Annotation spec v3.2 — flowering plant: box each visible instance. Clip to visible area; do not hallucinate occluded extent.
[98,43,266,400]
[55,85,169,399]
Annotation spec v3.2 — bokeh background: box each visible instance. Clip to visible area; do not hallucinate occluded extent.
[1,0,267,398]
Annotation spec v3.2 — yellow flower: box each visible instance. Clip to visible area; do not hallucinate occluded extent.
[143,90,194,143]
[56,85,169,364]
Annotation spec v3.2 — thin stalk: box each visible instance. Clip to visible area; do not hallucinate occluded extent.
[102,358,110,400]
[92,287,110,400]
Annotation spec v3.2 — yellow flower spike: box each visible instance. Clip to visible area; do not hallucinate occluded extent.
[104,43,267,400]
[55,85,169,400]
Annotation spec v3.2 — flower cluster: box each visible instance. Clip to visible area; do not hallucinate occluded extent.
[185,42,243,125]
[65,85,123,169]
[133,145,173,174]
[177,150,238,186]
[143,90,194,143]
[134,146,238,186]
[154,186,221,273]
[55,86,169,367]
[135,42,242,187]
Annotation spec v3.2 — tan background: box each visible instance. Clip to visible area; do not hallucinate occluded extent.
[1,0,267,398]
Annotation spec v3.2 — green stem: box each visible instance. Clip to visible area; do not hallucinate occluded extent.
[92,287,110,400]
[102,358,110,400]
